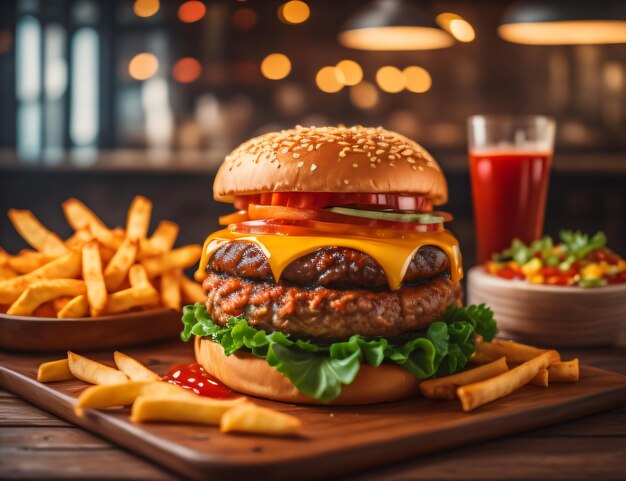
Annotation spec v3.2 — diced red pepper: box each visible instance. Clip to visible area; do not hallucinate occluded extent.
[495,268,526,280]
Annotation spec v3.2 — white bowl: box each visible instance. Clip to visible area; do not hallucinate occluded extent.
[466,266,626,347]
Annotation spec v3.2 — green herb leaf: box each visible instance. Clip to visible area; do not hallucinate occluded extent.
[180,303,497,403]
[559,230,607,259]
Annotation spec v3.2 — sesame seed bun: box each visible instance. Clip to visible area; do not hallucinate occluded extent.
[195,336,421,405]
[214,125,448,206]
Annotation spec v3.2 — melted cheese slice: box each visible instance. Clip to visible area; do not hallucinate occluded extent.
[196,228,462,290]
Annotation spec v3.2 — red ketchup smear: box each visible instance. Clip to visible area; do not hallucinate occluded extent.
[163,363,235,399]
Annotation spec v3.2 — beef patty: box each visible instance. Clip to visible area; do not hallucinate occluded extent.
[208,241,450,289]
[203,272,462,340]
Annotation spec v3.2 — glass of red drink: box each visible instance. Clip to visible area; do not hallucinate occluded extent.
[468,115,556,264]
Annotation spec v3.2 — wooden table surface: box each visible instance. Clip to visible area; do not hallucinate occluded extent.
[1,346,625,481]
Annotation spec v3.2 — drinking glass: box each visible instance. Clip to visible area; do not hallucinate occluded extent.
[468,115,556,264]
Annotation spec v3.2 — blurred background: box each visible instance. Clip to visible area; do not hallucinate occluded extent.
[0,0,625,268]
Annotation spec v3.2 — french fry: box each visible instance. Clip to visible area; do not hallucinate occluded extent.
[33,301,57,318]
[57,295,89,319]
[65,229,93,248]
[75,381,159,414]
[529,369,549,388]
[7,279,86,316]
[180,275,205,304]
[114,351,161,381]
[131,395,246,425]
[419,357,509,400]
[128,264,150,287]
[141,245,202,278]
[139,382,197,398]
[62,198,122,250]
[138,220,179,259]
[472,339,559,364]
[67,351,128,385]
[103,239,138,291]
[8,209,68,257]
[548,359,580,382]
[7,250,50,274]
[52,296,73,314]
[0,247,9,265]
[0,264,18,281]
[0,250,82,304]
[37,359,75,382]
[220,403,301,436]
[457,350,560,412]
[126,196,152,241]
[82,241,107,316]
[104,284,160,315]
[160,270,181,311]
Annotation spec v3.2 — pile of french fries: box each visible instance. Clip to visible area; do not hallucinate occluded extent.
[37,352,301,437]
[0,196,205,318]
[420,338,580,411]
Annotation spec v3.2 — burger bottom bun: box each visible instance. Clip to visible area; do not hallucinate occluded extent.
[194,336,421,405]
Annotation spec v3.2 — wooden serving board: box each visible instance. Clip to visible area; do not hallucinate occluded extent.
[1,342,626,481]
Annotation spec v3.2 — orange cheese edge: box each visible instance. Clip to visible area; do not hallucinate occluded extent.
[195,228,462,291]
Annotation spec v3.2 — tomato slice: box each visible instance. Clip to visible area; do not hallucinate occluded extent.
[230,219,442,238]
[245,204,444,230]
[234,193,433,212]
[218,210,248,226]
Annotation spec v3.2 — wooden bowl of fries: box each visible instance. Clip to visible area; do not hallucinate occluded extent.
[0,196,206,351]
[467,266,626,347]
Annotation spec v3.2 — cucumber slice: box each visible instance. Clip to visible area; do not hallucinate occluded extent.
[328,207,445,224]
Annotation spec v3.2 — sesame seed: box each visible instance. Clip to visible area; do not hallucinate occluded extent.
[293,153,301,159]
[297,161,304,167]
[339,152,346,158]
[411,165,418,171]
[343,179,349,184]
[418,165,424,171]
[402,149,414,156]
[281,148,288,154]
[315,144,322,150]
[389,162,396,167]
[308,145,314,151]
[376,149,385,155]
[389,154,396,160]
[352,163,359,168]
[370,163,376,168]
[407,158,416,164]
[311,164,317,171]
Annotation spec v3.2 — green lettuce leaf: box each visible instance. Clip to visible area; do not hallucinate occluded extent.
[181,302,498,403]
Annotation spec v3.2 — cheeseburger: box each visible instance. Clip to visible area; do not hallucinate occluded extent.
[182,125,495,404]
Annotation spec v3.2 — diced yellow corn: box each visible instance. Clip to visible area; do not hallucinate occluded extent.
[617,259,626,271]
[529,274,544,284]
[521,258,543,277]
[487,261,505,274]
[599,261,618,276]
[581,263,603,280]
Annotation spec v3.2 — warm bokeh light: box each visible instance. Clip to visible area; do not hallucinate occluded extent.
[0,30,12,54]
[349,81,379,109]
[315,66,345,93]
[172,57,202,83]
[339,26,454,51]
[336,60,363,86]
[375,66,404,93]
[231,7,258,31]
[403,66,432,93]
[178,1,206,23]
[436,13,476,42]
[260,53,291,80]
[278,1,310,24]
[133,0,160,18]
[129,53,159,80]
[499,21,626,45]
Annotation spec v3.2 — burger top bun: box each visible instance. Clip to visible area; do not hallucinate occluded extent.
[213,125,448,206]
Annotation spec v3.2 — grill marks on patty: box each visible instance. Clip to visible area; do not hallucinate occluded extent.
[203,272,462,340]
[208,241,450,289]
